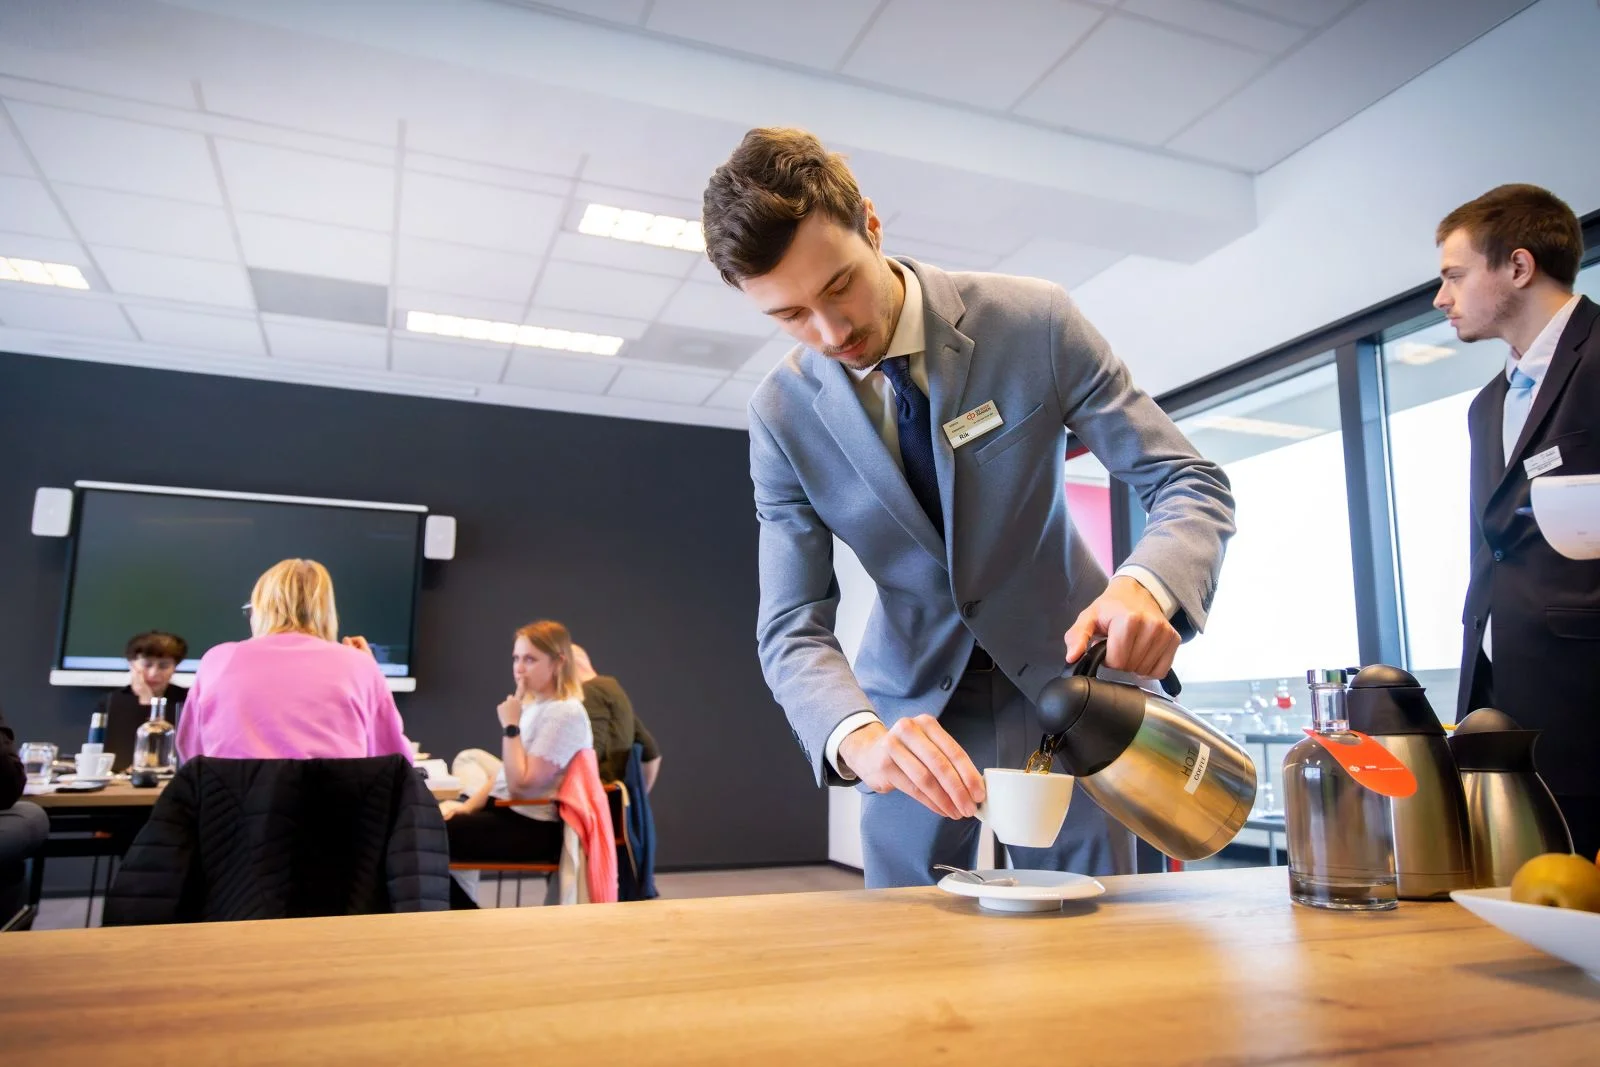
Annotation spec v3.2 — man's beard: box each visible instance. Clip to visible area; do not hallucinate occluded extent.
[1459,288,1520,343]
[825,327,878,369]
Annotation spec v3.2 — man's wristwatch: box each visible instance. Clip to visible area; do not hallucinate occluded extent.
[503,723,521,738]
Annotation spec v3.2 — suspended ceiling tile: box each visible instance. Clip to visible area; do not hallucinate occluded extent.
[215,138,395,232]
[55,184,238,262]
[843,0,1102,110]
[8,102,223,204]
[93,246,254,308]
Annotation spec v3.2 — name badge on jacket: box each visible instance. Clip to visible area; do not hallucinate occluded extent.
[1525,445,1563,479]
[943,402,1003,448]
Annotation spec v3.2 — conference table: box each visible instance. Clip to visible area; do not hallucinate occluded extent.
[7,865,1598,1063]
[25,780,167,918]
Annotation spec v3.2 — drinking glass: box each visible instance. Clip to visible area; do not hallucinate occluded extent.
[20,742,57,787]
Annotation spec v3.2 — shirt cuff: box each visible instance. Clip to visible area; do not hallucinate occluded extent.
[1115,564,1178,620]
[824,711,883,782]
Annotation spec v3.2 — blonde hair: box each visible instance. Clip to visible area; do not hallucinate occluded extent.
[514,620,583,701]
[250,559,339,642]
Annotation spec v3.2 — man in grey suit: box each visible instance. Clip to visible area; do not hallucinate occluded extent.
[703,128,1236,887]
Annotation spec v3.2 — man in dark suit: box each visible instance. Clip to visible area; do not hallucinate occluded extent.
[1435,184,1599,859]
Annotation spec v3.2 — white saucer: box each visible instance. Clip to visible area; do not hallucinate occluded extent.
[56,774,111,787]
[937,869,1106,913]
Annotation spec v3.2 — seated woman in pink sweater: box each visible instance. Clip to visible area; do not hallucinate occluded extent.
[176,558,413,762]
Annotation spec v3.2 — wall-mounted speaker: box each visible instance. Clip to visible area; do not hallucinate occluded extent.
[31,487,73,537]
[423,514,456,560]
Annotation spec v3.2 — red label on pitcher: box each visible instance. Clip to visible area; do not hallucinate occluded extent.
[1304,729,1418,798]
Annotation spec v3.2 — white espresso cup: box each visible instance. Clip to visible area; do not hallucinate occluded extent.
[75,751,115,779]
[977,768,1075,848]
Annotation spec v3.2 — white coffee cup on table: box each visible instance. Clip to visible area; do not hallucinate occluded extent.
[75,750,115,779]
[977,768,1074,848]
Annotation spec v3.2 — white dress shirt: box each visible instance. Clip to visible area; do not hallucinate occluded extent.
[1482,292,1582,662]
[825,260,1178,779]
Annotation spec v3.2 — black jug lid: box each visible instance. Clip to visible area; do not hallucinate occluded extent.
[1034,643,1151,777]
[1345,664,1444,736]
[1451,707,1522,733]
[1448,707,1541,772]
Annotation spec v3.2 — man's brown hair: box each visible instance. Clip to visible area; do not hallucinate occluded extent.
[702,127,868,287]
[125,631,188,663]
[1436,183,1584,289]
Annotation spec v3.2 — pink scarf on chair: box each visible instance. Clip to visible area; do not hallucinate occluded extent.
[556,748,617,904]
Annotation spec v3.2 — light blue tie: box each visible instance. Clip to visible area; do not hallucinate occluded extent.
[1502,366,1537,466]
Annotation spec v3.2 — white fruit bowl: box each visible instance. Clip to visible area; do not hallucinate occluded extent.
[1451,886,1600,979]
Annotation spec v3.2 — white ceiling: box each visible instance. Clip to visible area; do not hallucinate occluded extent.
[0,0,1534,429]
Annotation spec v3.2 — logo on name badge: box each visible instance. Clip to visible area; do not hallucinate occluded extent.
[943,402,1003,447]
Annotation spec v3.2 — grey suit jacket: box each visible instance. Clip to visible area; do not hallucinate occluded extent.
[749,259,1235,786]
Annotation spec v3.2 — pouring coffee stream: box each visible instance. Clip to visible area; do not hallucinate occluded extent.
[1023,642,1256,861]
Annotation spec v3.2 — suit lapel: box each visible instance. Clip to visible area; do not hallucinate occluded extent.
[905,260,974,554]
[1469,376,1505,517]
[1496,295,1598,494]
[810,355,945,563]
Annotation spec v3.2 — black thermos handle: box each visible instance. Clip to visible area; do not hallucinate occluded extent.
[1072,639,1182,698]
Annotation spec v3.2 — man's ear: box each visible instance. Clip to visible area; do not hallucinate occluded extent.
[1508,247,1538,289]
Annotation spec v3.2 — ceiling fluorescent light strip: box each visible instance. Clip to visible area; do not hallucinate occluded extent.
[1193,414,1323,440]
[406,310,624,356]
[578,203,705,253]
[1390,341,1456,366]
[0,256,90,289]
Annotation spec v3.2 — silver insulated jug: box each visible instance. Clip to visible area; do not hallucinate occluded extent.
[1344,665,1474,900]
[1449,707,1572,888]
[1035,643,1256,861]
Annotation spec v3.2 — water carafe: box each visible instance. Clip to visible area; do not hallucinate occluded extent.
[1282,669,1398,911]
[1034,643,1256,861]
[130,696,175,787]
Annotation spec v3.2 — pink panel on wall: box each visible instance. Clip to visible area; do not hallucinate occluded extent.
[1065,482,1113,573]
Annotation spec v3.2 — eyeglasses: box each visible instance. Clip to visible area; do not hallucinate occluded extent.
[240,603,253,620]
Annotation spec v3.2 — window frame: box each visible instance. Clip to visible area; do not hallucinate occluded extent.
[1100,210,1600,671]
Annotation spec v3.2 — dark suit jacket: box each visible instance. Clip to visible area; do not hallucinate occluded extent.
[0,703,24,809]
[1458,294,1600,797]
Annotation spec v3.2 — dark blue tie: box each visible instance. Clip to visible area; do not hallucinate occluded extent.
[879,355,944,535]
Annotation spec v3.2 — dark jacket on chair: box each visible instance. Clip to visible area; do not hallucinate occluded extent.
[104,755,449,925]
[618,743,658,902]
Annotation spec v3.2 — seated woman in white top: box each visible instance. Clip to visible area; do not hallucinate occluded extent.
[442,620,594,883]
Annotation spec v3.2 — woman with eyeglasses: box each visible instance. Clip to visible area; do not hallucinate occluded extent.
[175,559,414,761]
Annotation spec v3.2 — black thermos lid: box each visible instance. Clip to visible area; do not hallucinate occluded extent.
[1345,664,1445,737]
[1448,707,1541,773]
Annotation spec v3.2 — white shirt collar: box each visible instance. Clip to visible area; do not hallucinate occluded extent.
[847,258,924,382]
[1506,293,1581,386]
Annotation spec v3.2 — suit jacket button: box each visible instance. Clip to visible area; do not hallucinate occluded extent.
[940,676,953,691]
[961,600,978,618]
[1492,549,1505,562]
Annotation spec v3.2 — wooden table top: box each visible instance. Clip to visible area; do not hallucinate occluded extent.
[29,779,165,809]
[6,865,1598,1064]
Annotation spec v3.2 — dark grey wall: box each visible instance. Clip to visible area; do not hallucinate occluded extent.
[0,351,825,871]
